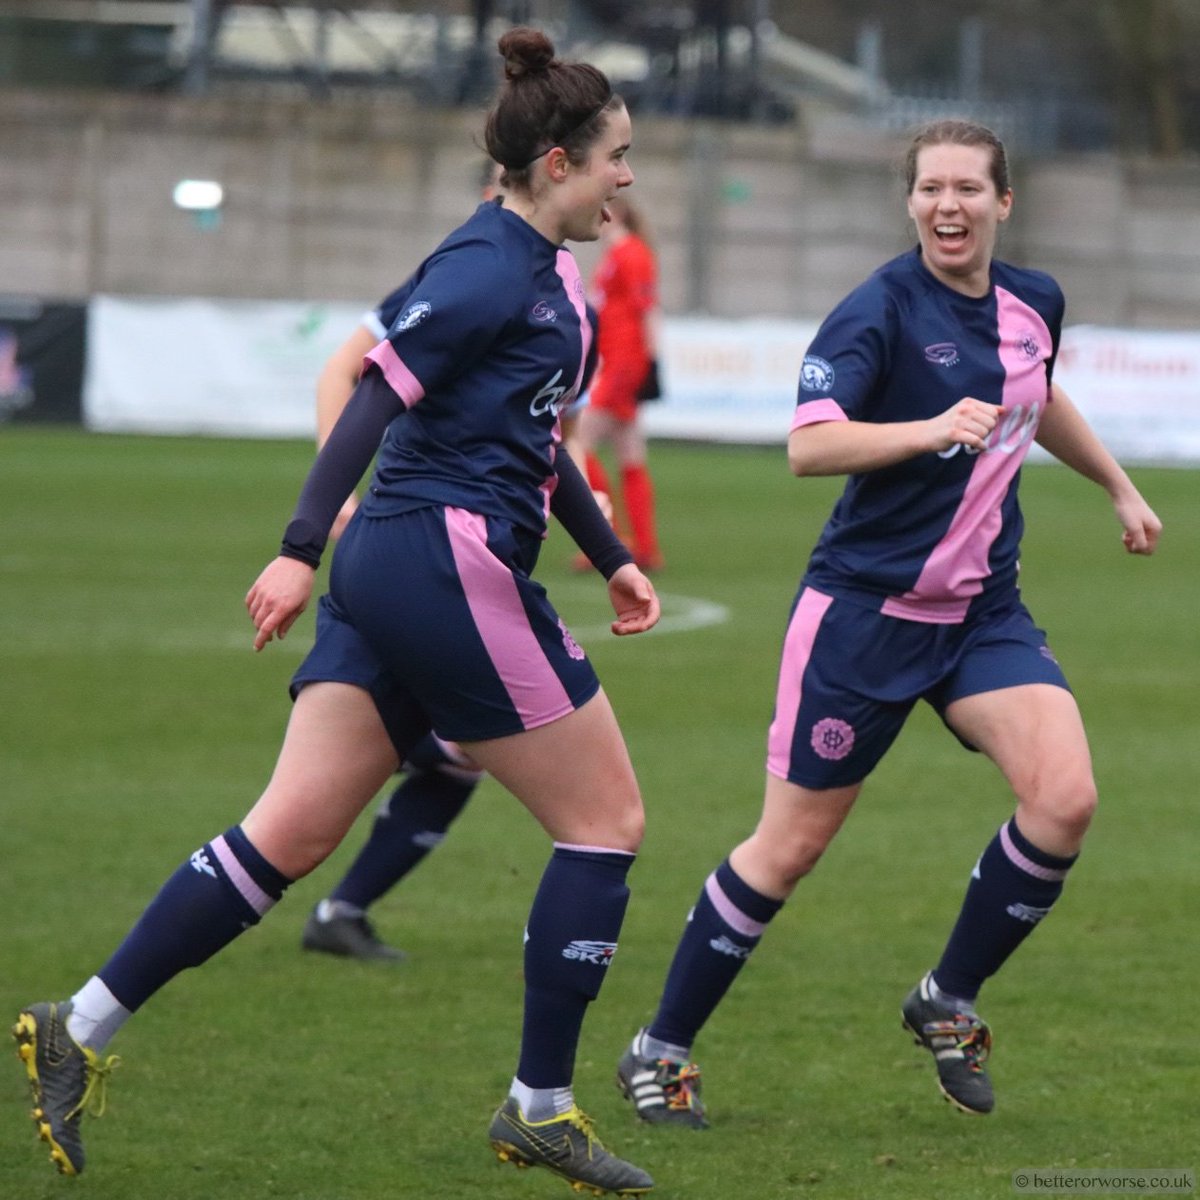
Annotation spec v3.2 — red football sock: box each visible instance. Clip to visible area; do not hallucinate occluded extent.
[622,464,662,568]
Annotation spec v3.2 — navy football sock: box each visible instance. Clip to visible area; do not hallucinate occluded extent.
[98,825,291,1011]
[517,845,634,1089]
[328,767,478,911]
[649,858,783,1049]
[933,817,1077,1003]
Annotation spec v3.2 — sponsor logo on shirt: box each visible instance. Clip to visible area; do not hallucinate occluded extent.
[562,939,618,966]
[394,301,432,333]
[531,300,558,323]
[925,342,960,366]
[810,716,855,761]
[937,401,1041,460]
[529,368,573,418]
[799,354,835,392]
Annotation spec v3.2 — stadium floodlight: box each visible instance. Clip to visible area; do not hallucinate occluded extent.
[172,179,224,211]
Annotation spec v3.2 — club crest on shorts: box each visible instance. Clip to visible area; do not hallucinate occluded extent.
[558,619,585,661]
[811,716,855,761]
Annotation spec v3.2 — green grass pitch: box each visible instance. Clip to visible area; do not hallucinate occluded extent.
[1,429,1196,1199]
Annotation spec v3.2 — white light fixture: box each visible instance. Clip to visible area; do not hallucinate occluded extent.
[172,179,225,211]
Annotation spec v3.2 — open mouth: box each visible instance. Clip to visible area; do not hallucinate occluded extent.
[934,223,969,247]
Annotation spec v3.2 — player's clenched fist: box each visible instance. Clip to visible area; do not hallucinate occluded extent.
[927,396,1003,453]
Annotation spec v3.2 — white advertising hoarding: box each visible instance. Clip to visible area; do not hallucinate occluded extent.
[85,296,368,438]
[85,297,1199,465]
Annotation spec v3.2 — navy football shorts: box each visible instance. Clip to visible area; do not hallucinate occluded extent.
[766,586,1071,789]
[290,505,600,753]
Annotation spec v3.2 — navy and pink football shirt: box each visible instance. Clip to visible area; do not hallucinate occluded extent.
[793,248,1065,624]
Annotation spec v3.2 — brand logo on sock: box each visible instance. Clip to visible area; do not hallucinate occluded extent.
[1006,902,1052,925]
[709,934,750,959]
[189,848,217,879]
[562,939,617,966]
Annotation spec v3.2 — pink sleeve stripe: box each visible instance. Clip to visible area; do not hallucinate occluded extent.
[790,398,847,433]
[766,587,834,779]
[1000,822,1070,882]
[704,872,766,939]
[445,508,574,729]
[209,834,276,917]
[364,340,425,408]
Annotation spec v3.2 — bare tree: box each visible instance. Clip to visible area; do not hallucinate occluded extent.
[1099,0,1185,155]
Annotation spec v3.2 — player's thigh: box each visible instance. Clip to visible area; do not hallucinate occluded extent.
[610,415,648,465]
[730,773,861,898]
[243,681,400,876]
[945,683,1096,846]
[459,688,643,852]
[578,402,620,447]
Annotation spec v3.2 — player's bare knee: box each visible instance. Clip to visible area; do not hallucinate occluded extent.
[751,830,826,892]
[1019,773,1098,846]
[607,798,645,853]
[1054,778,1098,841]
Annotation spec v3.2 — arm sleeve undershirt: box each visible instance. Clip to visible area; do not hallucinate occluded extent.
[550,448,633,580]
[280,369,404,567]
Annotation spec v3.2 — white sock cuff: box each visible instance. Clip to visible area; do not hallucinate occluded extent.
[69,976,131,1052]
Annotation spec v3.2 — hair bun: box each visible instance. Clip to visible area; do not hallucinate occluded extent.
[498,27,556,80]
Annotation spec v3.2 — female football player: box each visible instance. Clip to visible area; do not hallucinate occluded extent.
[17,27,657,1197]
[615,118,1161,1130]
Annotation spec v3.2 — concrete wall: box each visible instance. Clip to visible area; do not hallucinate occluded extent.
[3,88,1198,328]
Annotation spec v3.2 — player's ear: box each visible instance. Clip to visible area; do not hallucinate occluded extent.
[545,147,570,182]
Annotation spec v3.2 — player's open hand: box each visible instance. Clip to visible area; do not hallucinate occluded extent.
[606,563,660,636]
[929,397,1003,453]
[246,556,317,651]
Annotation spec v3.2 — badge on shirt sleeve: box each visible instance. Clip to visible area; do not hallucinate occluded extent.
[394,302,432,333]
[799,354,835,392]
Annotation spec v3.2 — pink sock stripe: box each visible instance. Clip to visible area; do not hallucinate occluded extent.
[554,841,636,858]
[704,873,766,939]
[999,822,1069,882]
[209,835,276,917]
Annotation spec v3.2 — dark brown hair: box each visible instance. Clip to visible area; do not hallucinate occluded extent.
[904,119,1010,196]
[485,27,621,190]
